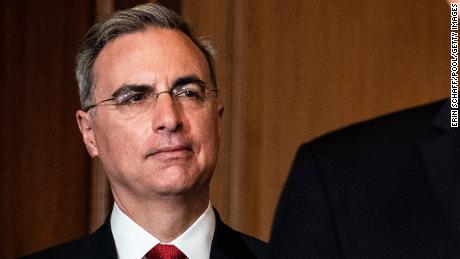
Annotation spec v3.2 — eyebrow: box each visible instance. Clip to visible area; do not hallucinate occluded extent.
[110,74,207,97]
[111,84,152,98]
[172,74,206,89]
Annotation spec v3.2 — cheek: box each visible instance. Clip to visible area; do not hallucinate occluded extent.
[189,110,220,159]
[94,117,148,163]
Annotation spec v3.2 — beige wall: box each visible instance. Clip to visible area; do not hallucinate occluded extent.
[183,0,450,241]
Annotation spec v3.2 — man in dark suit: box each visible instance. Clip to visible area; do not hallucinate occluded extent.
[23,4,266,259]
[271,99,460,258]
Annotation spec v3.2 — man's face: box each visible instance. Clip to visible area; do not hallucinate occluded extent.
[77,28,223,199]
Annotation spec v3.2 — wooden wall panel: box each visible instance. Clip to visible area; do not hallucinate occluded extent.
[0,1,94,258]
[183,0,450,241]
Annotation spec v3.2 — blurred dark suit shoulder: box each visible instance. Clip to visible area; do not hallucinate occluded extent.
[271,99,460,258]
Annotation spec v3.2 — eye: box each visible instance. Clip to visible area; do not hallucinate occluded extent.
[173,84,205,99]
[177,89,201,98]
[116,91,148,105]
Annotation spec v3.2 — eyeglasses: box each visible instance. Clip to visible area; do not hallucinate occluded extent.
[82,76,217,115]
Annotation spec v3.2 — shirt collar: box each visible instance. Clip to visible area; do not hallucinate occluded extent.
[110,202,215,259]
[170,202,215,259]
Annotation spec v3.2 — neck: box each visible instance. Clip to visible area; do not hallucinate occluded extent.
[112,188,209,242]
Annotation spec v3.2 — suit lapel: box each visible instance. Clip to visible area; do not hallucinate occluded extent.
[210,210,258,259]
[421,101,460,246]
[73,219,118,259]
[94,221,118,259]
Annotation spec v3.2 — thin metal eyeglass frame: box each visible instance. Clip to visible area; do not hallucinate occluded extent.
[81,88,218,113]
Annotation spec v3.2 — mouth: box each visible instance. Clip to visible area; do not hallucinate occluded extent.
[146,145,193,158]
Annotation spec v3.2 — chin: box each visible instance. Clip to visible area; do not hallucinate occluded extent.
[148,170,194,193]
[143,164,210,195]
[148,181,196,197]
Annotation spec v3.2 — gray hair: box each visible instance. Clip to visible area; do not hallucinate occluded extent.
[76,3,216,110]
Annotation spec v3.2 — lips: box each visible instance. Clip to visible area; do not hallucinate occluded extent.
[146,144,193,158]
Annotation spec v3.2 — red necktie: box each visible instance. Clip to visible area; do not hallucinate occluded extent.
[145,244,187,259]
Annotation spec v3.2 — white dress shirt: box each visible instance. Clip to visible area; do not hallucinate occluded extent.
[110,202,216,259]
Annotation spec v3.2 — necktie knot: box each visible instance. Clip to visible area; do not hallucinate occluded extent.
[145,244,186,259]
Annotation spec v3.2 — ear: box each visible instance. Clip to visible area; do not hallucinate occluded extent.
[217,103,224,137]
[76,110,99,157]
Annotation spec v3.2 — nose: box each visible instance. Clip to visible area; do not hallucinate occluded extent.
[152,92,183,133]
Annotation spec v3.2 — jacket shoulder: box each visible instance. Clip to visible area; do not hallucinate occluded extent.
[19,221,116,259]
[19,238,88,259]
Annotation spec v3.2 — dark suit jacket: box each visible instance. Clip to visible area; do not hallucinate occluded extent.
[21,209,267,259]
[271,99,460,258]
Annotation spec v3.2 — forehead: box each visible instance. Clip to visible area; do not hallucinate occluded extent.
[93,27,210,95]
